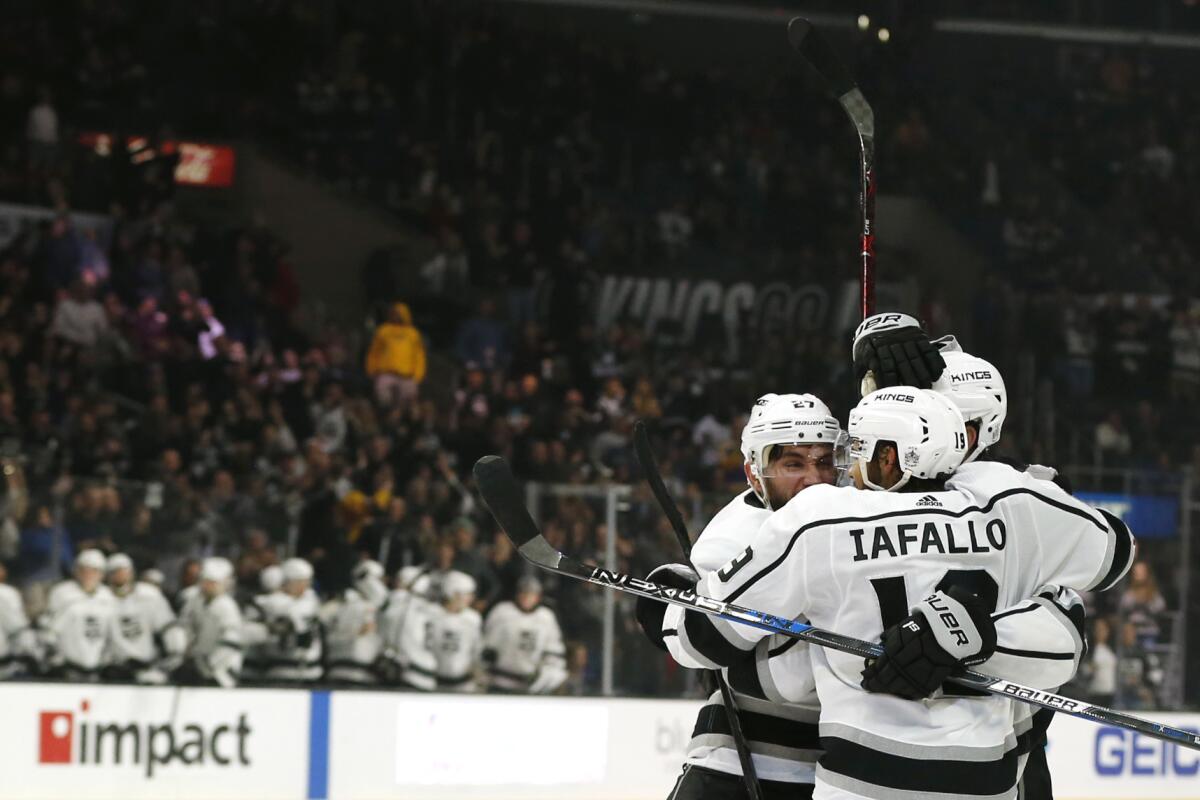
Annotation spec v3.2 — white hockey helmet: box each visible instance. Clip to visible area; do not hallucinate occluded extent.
[282,557,314,583]
[398,565,433,597]
[106,553,134,574]
[740,393,847,504]
[353,560,384,584]
[200,557,233,584]
[442,570,477,599]
[260,564,284,593]
[75,549,106,572]
[848,388,967,492]
[931,351,1007,463]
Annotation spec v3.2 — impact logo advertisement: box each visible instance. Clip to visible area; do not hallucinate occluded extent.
[36,698,253,776]
[0,684,308,800]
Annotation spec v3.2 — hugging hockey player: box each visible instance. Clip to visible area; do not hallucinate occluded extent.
[665,387,1134,799]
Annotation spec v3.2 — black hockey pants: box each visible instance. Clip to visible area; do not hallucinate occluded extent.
[666,764,813,800]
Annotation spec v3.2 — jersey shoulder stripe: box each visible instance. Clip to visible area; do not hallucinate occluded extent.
[727,486,1112,604]
[1094,509,1134,591]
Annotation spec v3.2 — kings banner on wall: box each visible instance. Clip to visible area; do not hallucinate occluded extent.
[591,274,917,360]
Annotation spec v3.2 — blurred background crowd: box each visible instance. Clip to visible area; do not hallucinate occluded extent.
[0,0,1192,708]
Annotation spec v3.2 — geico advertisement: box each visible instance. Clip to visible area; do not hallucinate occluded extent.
[0,683,309,799]
[1047,712,1200,799]
[328,693,701,800]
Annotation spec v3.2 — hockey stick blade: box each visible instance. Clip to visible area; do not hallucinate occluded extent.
[475,456,1200,752]
[788,17,855,98]
[474,455,562,569]
[788,17,874,141]
[787,16,875,317]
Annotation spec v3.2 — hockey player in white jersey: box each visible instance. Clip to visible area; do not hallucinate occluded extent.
[323,560,388,684]
[431,570,483,692]
[672,388,1134,799]
[648,390,1085,800]
[637,393,846,800]
[241,565,286,682]
[42,549,116,681]
[0,563,38,678]
[177,557,243,687]
[855,313,1090,800]
[378,565,438,690]
[105,553,185,684]
[483,576,566,694]
[243,557,322,684]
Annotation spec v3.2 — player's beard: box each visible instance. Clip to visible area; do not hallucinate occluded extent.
[764,478,797,510]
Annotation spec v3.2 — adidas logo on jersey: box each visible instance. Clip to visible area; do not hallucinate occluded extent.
[916,495,942,508]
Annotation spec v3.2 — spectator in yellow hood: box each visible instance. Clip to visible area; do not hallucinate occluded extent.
[366,302,426,411]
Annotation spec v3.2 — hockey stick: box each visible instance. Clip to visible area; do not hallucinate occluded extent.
[788,17,876,318]
[474,455,1200,752]
[632,421,764,800]
[633,421,693,559]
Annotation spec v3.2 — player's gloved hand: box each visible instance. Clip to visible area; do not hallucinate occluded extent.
[375,652,401,683]
[208,647,241,688]
[634,563,699,652]
[161,624,188,656]
[852,313,946,396]
[529,662,568,694]
[861,586,997,700]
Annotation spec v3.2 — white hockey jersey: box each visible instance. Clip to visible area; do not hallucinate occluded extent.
[109,583,181,667]
[682,462,1134,799]
[243,590,322,683]
[0,583,37,677]
[482,601,567,693]
[179,593,243,687]
[717,582,1089,790]
[323,588,384,684]
[666,489,821,784]
[378,587,438,690]
[43,581,116,673]
[431,606,483,692]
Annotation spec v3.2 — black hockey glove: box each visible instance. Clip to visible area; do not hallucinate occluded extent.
[634,563,699,652]
[852,313,946,395]
[269,616,296,647]
[861,586,997,700]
